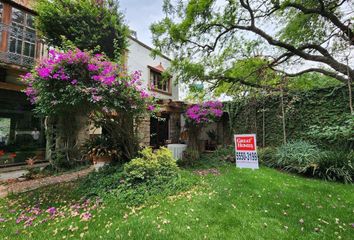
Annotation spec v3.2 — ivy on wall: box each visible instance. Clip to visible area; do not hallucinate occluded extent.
[224,86,353,147]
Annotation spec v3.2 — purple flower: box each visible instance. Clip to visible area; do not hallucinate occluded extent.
[0,218,6,222]
[147,105,155,111]
[46,207,57,216]
[37,67,52,78]
[140,91,150,98]
[88,64,99,71]
[102,76,115,85]
[71,79,78,85]
[185,101,223,124]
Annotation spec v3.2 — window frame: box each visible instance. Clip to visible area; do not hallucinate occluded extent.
[0,2,38,66]
[148,66,172,96]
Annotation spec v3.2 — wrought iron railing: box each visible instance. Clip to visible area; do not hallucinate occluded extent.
[0,23,48,68]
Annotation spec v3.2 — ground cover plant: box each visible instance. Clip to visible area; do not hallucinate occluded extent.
[0,151,353,240]
[258,141,354,184]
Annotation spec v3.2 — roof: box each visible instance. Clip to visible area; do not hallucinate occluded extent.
[128,36,172,62]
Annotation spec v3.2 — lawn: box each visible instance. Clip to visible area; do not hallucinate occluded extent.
[0,163,353,239]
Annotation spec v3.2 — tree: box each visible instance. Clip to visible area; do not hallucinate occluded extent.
[36,0,129,59]
[21,49,157,165]
[151,0,354,112]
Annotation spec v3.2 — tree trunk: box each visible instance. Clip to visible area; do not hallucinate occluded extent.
[46,113,89,166]
[281,90,287,144]
[187,125,202,159]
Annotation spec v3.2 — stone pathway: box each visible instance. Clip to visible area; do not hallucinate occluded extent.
[0,167,94,198]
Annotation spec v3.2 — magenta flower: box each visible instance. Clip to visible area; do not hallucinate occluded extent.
[147,105,155,111]
[71,79,78,85]
[37,67,52,78]
[88,64,99,71]
[46,207,57,216]
[140,91,150,98]
[185,101,223,124]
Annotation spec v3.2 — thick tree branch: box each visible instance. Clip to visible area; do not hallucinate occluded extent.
[272,67,348,83]
[282,1,354,44]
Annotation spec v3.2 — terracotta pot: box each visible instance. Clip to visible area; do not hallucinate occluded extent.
[92,155,112,164]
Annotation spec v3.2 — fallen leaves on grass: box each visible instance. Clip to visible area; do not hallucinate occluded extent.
[193,168,220,176]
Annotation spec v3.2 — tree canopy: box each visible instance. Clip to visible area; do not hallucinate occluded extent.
[151,0,353,92]
[36,0,129,59]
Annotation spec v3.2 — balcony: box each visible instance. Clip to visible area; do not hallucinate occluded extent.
[0,23,48,68]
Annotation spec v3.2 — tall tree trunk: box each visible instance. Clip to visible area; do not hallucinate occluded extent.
[262,100,266,147]
[281,89,287,144]
[188,125,202,160]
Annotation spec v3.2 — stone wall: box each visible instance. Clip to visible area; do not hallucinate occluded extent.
[136,116,150,146]
[169,112,181,143]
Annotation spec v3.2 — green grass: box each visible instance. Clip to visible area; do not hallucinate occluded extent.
[0,164,353,239]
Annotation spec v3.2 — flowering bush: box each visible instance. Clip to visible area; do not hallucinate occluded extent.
[185,101,223,124]
[21,49,157,163]
[21,49,156,116]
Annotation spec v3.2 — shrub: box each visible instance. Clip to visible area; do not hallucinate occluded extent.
[275,140,321,173]
[258,147,276,166]
[77,164,123,196]
[271,141,353,183]
[123,147,179,185]
[314,151,353,183]
[307,114,354,150]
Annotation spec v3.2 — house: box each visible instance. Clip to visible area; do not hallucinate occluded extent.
[126,36,184,148]
[0,0,184,169]
[0,0,48,168]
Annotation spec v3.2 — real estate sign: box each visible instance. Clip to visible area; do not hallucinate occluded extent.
[234,134,259,169]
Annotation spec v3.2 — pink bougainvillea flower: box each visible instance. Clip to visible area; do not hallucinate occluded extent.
[185,101,223,124]
[88,64,99,71]
[46,207,57,216]
[147,105,155,111]
[140,91,150,98]
[80,212,92,221]
[37,67,52,78]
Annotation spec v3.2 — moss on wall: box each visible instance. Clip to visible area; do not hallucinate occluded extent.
[224,86,353,147]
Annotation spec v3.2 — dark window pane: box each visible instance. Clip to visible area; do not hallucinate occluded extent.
[25,28,35,43]
[24,42,30,56]
[0,3,3,21]
[30,44,35,57]
[9,38,16,53]
[26,14,35,28]
[16,40,22,54]
[12,8,25,24]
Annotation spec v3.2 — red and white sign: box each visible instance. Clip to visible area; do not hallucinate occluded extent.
[235,136,256,151]
[234,134,259,169]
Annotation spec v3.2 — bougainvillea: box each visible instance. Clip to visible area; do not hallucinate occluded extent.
[185,101,223,124]
[21,49,156,116]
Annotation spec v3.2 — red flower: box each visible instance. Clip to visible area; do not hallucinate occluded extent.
[9,153,17,158]
[0,150,5,157]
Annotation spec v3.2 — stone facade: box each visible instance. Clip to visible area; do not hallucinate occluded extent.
[169,112,181,143]
[136,115,151,146]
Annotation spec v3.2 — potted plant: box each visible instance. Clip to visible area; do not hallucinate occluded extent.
[82,136,119,168]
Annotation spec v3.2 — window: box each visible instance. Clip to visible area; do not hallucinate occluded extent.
[9,7,36,58]
[0,3,3,42]
[150,69,170,94]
